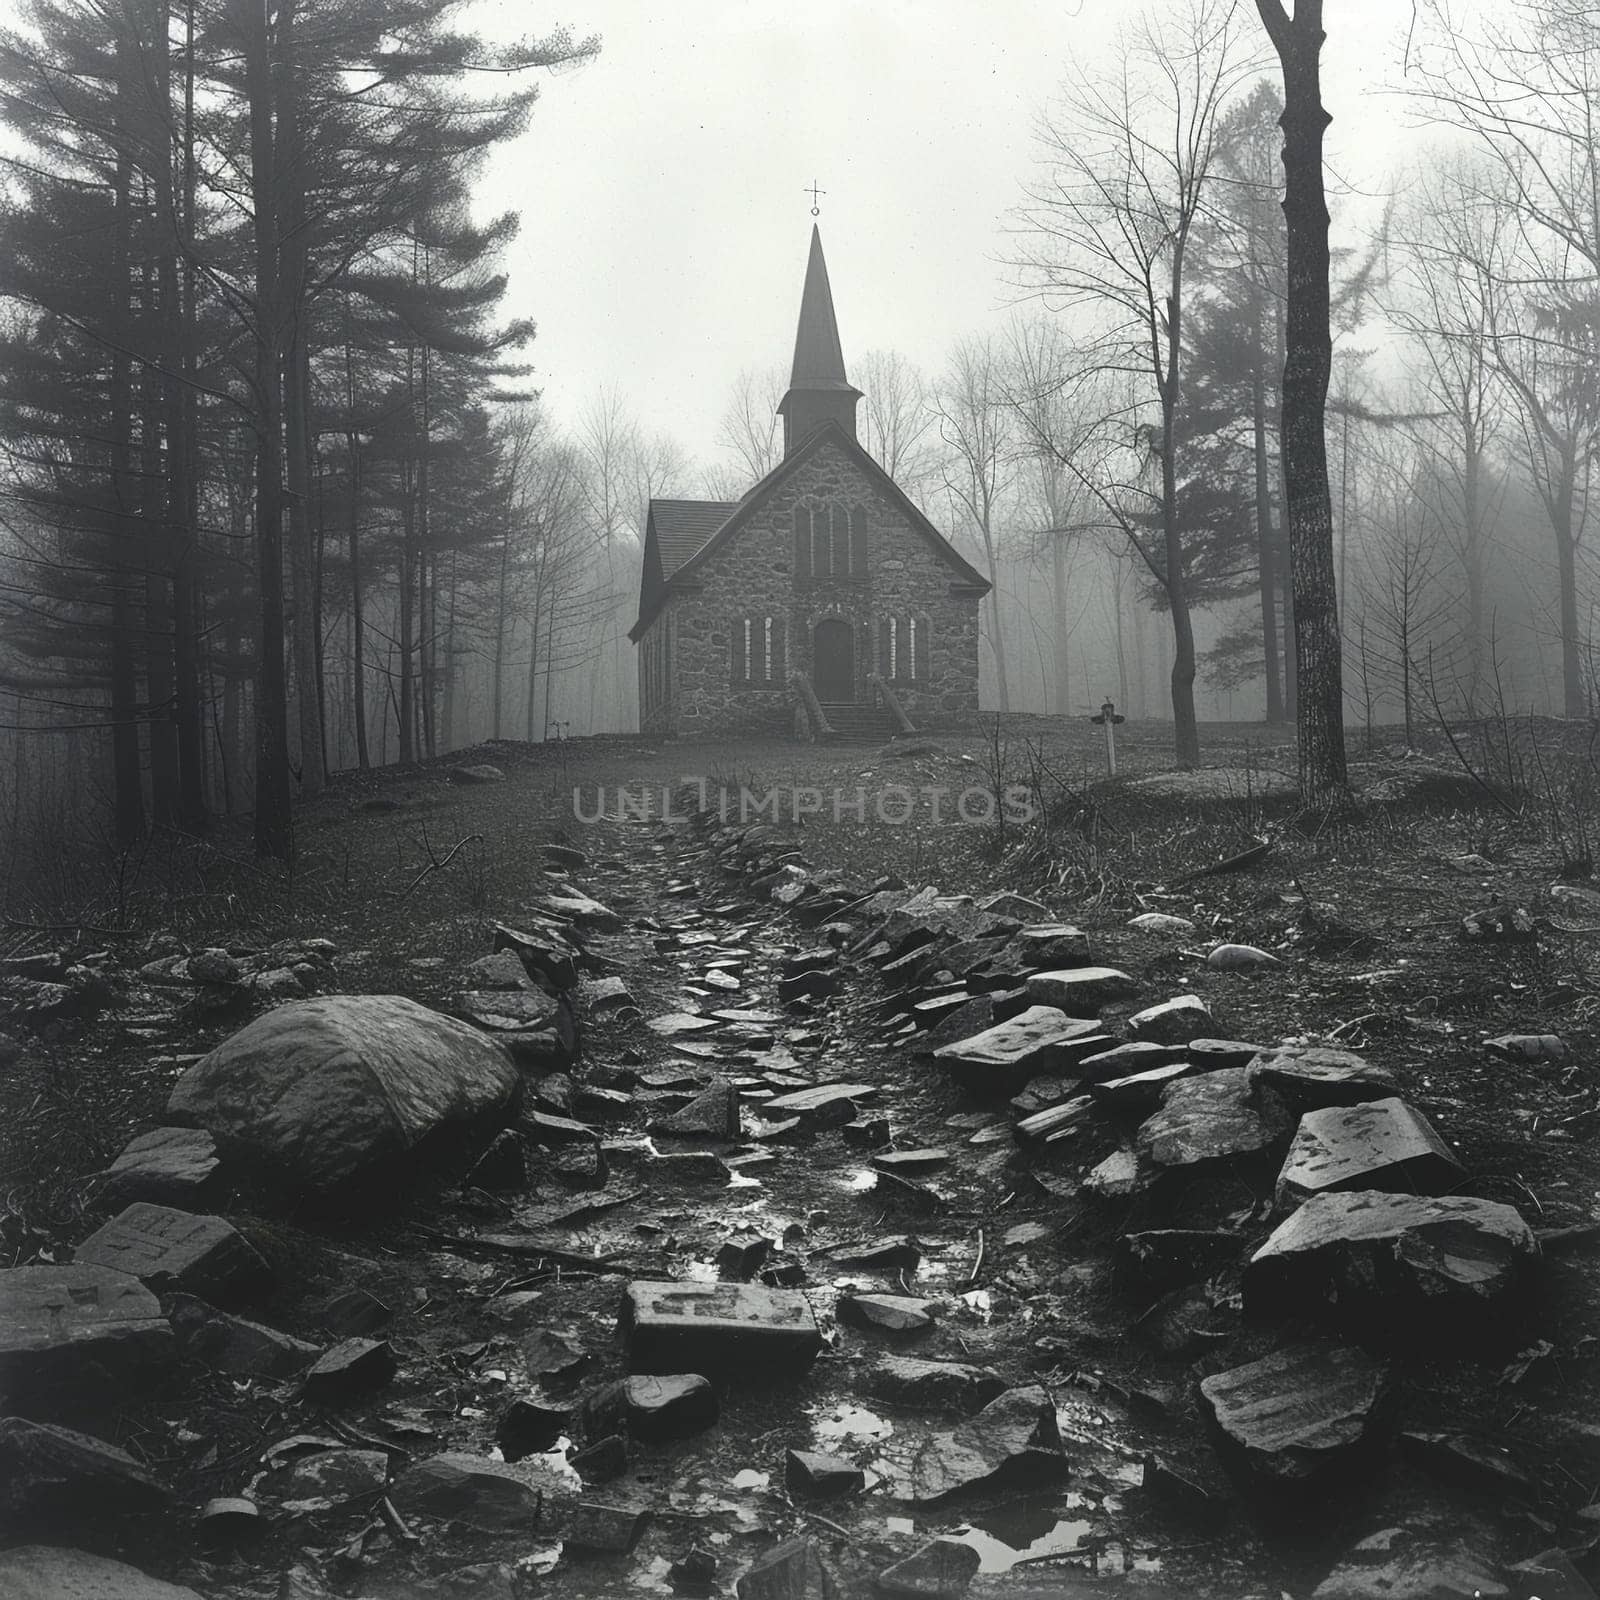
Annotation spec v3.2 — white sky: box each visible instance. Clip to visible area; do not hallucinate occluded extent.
[476,0,1430,471]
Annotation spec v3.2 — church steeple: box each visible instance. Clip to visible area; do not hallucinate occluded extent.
[776,225,863,455]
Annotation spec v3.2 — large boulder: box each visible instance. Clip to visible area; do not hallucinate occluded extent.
[1136,1068,1293,1173]
[0,1417,172,1525]
[166,995,521,1198]
[1246,1191,1538,1347]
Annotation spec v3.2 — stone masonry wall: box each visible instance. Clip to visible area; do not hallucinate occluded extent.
[656,440,981,738]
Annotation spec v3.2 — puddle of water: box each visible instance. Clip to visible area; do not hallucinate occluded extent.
[681,1259,719,1283]
[727,1171,763,1189]
[949,1497,1094,1572]
[839,1168,878,1193]
[885,1516,917,1536]
[811,1403,893,1445]
[730,1468,770,1491]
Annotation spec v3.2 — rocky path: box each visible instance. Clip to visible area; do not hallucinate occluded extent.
[1,780,1598,1600]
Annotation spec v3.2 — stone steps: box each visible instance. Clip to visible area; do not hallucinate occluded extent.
[817,702,891,745]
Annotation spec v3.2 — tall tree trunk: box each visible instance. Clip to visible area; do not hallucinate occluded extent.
[441,549,458,751]
[140,295,180,827]
[1161,258,1199,765]
[1257,0,1347,793]
[1253,367,1285,723]
[981,534,1010,713]
[1553,470,1583,716]
[244,0,293,857]
[278,11,323,799]
[398,471,416,764]
[525,592,541,742]
[342,321,370,770]
[107,54,145,849]
[158,0,206,831]
[1050,531,1071,716]
[1462,418,1486,709]
[492,501,512,742]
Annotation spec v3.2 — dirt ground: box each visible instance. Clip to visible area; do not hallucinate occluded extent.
[2,715,1598,1598]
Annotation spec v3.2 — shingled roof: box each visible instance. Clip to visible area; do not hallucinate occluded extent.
[651,499,741,580]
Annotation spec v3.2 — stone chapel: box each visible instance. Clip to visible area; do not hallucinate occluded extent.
[630,227,989,741]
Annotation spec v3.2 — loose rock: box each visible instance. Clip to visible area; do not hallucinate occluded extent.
[933,1007,1110,1095]
[388,1452,556,1533]
[1136,1069,1292,1172]
[1310,1520,1509,1599]
[1248,1046,1399,1111]
[1246,1191,1538,1346]
[1023,966,1140,1010]
[74,1204,270,1306]
[98,1127,222,1208]
[784,1449,865,1498]
[166,1294,319,1378]
[737,1536,841,1600]
[1207,943,1281,971]
[581,1374,718,1442]
[1127,994,1213,1044]
[621,1281,822,1374]
[876,1539,982,1598]
[1199,1341,1396,1490]
[836,1294,934,1334]
[863,1356,1006,1412]
[300,1337,397,1404]
[0,1264,173,1415]
[0,1416,172,1525]
[1274,1098,1463,1210]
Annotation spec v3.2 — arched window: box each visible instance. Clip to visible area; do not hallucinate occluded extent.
[732,614,785,686]
[850,506,869,576]
[793,506,812,580]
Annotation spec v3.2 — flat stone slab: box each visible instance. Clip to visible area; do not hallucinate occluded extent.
[0,1417,172,1523]
[1127,995,1213,1044]
[1075,1041,1190,1082]
[892,1385,1067,1505]
[877,1539,982,1598]
[389,1451,572,1533]
[1246,1191,1539,1346]
[1136,1068,1292,1171]
[1200,1341,1395,1490]
[74,1204,269,1306]
[763,1083,876,1117]
[1089,1063,1191,1111]
[1023,967,1139,1010]
[0,1264,173,1415]
[537,891,624,931]
[1248,1047,1399,1111]
[1310,1521,1511,1600]
[166,1294,319,1378]
[1275,1098,1464,1210]
[0,1546,206,1599]
[621,1281,822,1374]
[1010,924,1091,964]
[837,1294,935,1334]
[933,1007,1110,1095]
[862,1356,1007,1412]
[99,1127,221,1208]
[646,1012,723,1037]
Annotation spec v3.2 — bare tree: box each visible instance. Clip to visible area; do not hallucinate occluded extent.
[932,337,1017,713]
[856,349,939,506]
[1254,0,1349,790]
[1407,0,1600,717]
[716,365,785,485]
[1014,0,1256,763]
[1386,157,1508,707]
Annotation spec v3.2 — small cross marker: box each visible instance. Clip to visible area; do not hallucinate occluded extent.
[804,180,825,217]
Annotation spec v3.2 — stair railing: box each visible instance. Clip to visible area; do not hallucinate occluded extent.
[867,672,918,736]
[790,672,837,739]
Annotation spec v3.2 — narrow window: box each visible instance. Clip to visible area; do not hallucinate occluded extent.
[815,505,831,577]
[913,614,930,682]
[907,617,917,681]
[850,507,869,575]
[793,507,812,580]
[773,618,786,681]
[888,617,899,679]
[763,616,773,682]
[732,616,747,684]
[744,618,753,680]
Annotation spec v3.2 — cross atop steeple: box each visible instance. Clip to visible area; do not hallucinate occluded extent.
[776,225,862,456]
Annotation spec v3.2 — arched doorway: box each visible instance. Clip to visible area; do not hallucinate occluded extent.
[813,618,854,703]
